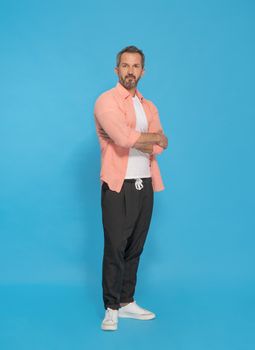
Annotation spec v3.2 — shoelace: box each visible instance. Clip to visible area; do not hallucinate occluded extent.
[135,178,143,190]
[106,308,117,322]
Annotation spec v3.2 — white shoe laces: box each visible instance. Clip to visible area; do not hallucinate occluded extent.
[135,178,143,190]
[105,308,118,323]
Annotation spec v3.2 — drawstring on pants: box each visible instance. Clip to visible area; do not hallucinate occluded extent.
[135,178,143,190]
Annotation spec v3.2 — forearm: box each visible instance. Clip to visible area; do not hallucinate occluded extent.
[133,131,168,154]
[97,125,167,154]
[133,132,160,148]
[134,143,153,154]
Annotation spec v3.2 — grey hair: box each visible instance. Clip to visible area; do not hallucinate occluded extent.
[116,45,145,68]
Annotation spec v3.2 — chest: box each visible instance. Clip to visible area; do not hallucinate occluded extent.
[132,97,149,131]
[120,97,152,130]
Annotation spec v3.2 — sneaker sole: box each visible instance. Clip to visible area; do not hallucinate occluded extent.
[118,312,156,320]
[101,323,118,331]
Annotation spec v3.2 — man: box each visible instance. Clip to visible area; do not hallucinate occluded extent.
[94,45,168,331]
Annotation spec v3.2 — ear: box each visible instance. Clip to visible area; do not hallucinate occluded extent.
[141,68,145,77]
[114,67,119,76]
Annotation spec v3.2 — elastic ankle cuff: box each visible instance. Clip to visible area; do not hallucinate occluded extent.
[120,298,134,304]
[105,305,120,310]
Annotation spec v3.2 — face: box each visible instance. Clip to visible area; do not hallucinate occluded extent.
[115,52,144,90]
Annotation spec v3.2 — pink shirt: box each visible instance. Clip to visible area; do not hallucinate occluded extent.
[94,82,165,193]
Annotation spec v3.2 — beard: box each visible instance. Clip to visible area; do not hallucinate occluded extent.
[119,74,141,90]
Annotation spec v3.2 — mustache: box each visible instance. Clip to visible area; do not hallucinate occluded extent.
[125,75,136,79]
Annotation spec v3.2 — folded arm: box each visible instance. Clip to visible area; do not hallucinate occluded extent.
[94,94,168,153]
[97,127,164,153]
[133,131,167,153]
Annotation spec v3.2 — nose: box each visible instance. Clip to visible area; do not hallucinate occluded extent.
[127,67,134,75]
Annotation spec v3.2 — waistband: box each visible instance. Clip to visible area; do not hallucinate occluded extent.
[124,177,152,183]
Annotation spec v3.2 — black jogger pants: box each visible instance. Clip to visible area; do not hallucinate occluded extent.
[101,177,154,310]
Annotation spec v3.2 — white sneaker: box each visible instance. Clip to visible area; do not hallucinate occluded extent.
[101,308,119,331]
[118,300,156,320]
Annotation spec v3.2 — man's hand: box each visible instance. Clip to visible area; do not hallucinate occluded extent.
[157,130,168,149]
[98,127,112,142]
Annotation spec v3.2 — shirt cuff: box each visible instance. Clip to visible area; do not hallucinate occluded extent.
[152,144,164,155]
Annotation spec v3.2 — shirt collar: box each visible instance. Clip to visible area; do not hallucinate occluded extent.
[115,82,144,102]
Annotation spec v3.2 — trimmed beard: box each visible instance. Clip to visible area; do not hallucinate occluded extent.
[119,75,140,90]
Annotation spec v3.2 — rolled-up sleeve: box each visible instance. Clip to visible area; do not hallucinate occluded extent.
[147,101,165,155]
[152,144,164,155]
[94,94,141,148]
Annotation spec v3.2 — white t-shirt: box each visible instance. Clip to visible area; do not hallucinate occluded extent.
[124,95,151,179]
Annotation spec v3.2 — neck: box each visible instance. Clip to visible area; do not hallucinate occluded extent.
[129,87,136,97]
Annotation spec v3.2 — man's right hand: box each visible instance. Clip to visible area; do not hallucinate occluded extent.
[157,131,168,149]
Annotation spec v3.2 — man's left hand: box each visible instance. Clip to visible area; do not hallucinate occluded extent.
[99,127,112,141]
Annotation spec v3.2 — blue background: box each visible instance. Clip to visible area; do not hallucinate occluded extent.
[1,0,255,349]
